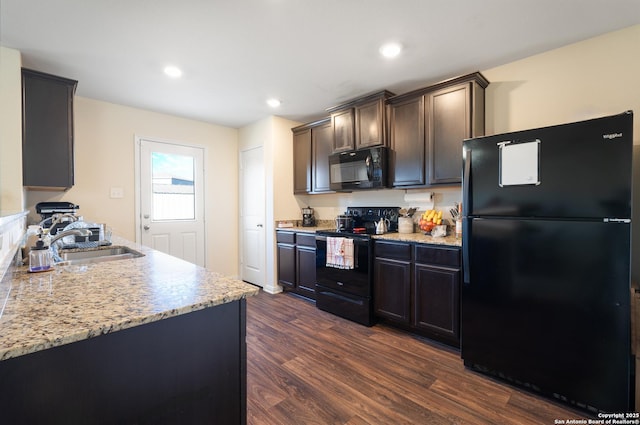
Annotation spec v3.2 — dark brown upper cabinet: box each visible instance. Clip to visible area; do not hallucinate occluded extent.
[327,90,394,153]
[22,68,78,190]
[387,72,488,188]
[292,73,487,194]
[354,92,394,149]
[427,79,486,184]
[311,119,333,193]
[292,118,334,194]
[292,127,312,194]
[388,95,425,187]
[330,108,354,153]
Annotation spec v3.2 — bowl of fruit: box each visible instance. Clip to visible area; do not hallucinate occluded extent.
[418,209,443,234]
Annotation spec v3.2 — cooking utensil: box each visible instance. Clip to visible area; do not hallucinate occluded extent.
[399,207,417,217]
[335,215,354,231]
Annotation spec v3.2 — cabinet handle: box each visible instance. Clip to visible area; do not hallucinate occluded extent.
[257,224,263,228]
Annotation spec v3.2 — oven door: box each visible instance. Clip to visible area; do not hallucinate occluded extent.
[315,235,371,297]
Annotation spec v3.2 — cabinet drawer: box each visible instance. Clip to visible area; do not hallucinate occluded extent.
[375,241,411,261]
[414,245,460,268]
[296,233,316,248]
[276,231,295,244]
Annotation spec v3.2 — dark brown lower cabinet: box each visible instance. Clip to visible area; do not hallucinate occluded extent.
[276,230,316,300]
[295,233,317,299]
[374,242,412,323]
[414,263,460,343]
[374,240,461,347]
[276,231,296,289]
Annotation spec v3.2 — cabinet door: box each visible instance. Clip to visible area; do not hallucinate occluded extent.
[414,264,460,345]
[389,96,425,187]
[426,83,470,185]
[296,245,316,299]
[293,128,312,194]
[331,109,355,153]
[374,257,411,323]
[277,243,296,289]
[22,69,77,190]
[311,120,333,193]
[355,99,384,149]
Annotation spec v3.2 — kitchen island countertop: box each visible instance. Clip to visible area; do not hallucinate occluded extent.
[0,236,259,361]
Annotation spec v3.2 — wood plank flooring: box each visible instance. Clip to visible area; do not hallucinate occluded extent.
[246,290,588,425]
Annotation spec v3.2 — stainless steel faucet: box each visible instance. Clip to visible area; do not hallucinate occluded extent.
[49,228,92,246]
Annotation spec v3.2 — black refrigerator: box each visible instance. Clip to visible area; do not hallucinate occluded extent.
[461,111,633,413]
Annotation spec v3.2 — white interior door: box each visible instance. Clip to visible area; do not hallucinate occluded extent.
[137,138,206,267]
[240,146,265,286]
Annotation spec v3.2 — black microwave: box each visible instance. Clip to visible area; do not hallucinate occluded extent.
[329,147,388,191]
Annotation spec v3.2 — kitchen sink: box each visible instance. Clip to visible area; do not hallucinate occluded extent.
[57,246,145,265]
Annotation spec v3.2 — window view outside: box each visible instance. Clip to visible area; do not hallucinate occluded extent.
[151,152,195,220]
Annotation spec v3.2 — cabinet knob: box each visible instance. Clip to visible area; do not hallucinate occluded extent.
[143,225,150,230]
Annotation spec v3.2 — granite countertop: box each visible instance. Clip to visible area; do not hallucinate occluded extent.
[278,225,328,234]
[373,232,461,247]
[277,224,461,247]
[0,236,259,361]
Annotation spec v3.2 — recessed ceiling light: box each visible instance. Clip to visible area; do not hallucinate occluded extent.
[266,98,281,108]
[164,65,182,78]
[379,42,403,59]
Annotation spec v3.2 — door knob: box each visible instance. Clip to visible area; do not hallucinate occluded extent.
[143,225,150,230]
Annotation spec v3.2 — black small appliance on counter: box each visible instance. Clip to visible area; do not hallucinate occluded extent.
[35,202,80,235]
[301,206,316,227]
[315,207,399,326]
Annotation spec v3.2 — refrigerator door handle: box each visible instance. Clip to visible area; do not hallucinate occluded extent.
[462,146,471,284]
[462,218,470,284]
[462,146,471,215]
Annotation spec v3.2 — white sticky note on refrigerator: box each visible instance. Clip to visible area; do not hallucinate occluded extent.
[499,140,540,186]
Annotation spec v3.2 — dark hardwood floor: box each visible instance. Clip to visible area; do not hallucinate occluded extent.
[246,290,587,425]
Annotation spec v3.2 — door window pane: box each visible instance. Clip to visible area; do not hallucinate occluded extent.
[151,152,195,220]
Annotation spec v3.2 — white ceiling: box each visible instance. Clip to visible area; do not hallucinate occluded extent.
[1,0,639,128]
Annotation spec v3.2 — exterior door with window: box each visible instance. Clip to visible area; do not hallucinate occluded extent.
[137,138,206,267]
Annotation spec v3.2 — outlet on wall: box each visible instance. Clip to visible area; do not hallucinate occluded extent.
[110,187,124,199]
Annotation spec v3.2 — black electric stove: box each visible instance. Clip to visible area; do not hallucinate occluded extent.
[315,207,399,326]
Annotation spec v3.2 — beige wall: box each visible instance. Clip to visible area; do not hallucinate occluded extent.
[484,24,640,143]
[0,46,24,216]
[26,97,240,277]
[270,116,305,221]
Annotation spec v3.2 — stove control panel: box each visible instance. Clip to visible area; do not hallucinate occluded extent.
[345,207,400,233]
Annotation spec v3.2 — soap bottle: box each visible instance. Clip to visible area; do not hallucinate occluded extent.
[29,239,52,273]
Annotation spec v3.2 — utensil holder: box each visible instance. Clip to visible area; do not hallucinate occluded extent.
[398,217,414,234]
